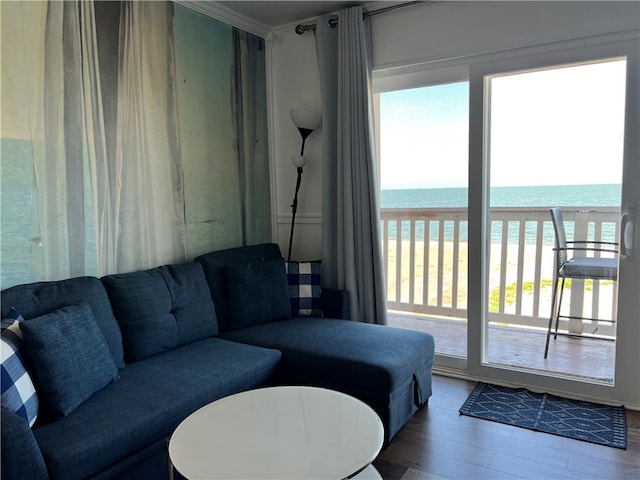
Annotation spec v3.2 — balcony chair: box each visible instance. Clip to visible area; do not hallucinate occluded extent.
[544,207,618,358]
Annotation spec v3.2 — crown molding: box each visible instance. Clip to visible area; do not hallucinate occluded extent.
[174,1,272,38]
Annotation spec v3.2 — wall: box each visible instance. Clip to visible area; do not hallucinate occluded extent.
[176,4,272,260]
[268,29,324,261]
[0,2,270,287]
[370,1,639,70]
[175,5,242,258]
[268,1,640,260]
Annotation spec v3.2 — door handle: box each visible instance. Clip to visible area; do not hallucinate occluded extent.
[620,213,634,258]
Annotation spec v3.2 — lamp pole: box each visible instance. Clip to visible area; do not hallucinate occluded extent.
[287,109,321,262]
[288,165,304,262]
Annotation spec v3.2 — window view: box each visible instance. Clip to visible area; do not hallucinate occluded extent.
[376,57,626,378]
[485,58,626,383]
[377,81,469,358]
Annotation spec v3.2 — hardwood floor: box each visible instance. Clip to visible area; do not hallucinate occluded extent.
[373,375,640,480]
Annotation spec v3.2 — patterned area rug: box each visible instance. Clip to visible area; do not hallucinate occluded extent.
[459,383,627,449]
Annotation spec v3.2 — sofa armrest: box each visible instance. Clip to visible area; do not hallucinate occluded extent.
[321,288,351,320]
[1,410,48,480]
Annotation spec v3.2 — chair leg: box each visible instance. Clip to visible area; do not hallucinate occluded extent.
[544,276,560,358]
[554,278,566,340]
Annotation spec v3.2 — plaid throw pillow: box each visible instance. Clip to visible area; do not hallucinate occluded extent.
[286,260,322,317]
[1,307,39,427]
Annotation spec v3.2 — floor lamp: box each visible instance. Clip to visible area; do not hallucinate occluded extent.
[288,108,322,262]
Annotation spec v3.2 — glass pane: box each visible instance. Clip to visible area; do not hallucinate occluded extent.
[378,81,469,358]
[485,58,626,383]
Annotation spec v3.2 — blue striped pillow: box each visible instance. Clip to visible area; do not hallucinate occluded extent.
[1,307,39,427]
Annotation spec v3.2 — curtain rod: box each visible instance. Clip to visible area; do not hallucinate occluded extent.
[294,1,428,35]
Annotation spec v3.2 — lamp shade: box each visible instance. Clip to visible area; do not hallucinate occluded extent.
[289,109,322,131]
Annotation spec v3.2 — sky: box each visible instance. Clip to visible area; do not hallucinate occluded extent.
[379,58,626,190]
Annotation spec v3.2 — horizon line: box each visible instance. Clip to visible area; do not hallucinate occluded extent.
[381,183,621,191]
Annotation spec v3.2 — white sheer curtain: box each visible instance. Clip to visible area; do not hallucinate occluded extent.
[0,1,186,287]
[0,1,48,285]
[39,1,91,280]
[317,7,388,324]
[81,2,113,276]
[114,2,185,273]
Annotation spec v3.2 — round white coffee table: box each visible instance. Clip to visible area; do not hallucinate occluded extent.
[169,386,384,479]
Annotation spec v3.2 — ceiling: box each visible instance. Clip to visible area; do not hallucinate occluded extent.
[215,1,368,29]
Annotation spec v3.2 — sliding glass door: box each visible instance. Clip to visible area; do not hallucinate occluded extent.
[484,58,625,383]
[467,37,639,404]
[373,33,639,406]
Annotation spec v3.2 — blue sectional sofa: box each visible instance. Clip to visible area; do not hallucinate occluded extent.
[1,243,435,480]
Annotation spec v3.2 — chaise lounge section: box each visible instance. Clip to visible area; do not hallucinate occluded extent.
[195,243,434,443]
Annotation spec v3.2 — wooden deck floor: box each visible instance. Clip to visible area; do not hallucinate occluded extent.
[388,312,615,384]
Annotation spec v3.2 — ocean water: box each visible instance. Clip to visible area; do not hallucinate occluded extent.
[381,184,621,209]
[381,184,620,244]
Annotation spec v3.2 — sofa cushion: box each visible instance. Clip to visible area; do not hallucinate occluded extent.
[1,277,125,368]
[224,258,291,330]
[286,260,323,317]
[102,262,218,363]
[222,317,434,395]
[20,302,120,419]
[31,338,281,480]
[195,243,283,332]
[1,308,39,427]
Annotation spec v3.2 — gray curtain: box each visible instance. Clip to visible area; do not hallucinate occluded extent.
[231,29,271,246]
[317,7,387,325]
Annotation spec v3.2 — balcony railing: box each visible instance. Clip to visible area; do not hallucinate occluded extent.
[380,206,619,337]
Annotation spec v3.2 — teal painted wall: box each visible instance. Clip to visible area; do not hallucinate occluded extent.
[174,5,242,258]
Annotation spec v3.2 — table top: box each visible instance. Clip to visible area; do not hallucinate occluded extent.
[169,386,384,479]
